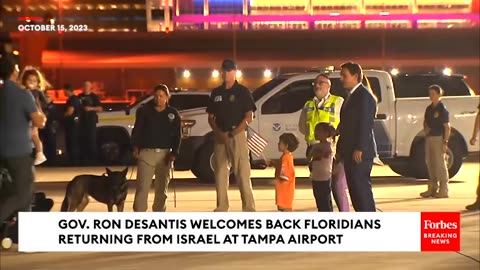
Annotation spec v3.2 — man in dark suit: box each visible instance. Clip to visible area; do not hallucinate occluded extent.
[337,62,377,212]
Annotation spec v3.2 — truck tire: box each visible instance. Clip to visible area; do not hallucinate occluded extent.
[191,140,234,184]
[411,139,463,179]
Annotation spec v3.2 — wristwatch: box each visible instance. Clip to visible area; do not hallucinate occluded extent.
[443,140,449,144]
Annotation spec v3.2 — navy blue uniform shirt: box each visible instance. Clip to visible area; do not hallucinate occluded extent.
[206,81,256,132]
[425,102,449,137]
[131,103,182,155]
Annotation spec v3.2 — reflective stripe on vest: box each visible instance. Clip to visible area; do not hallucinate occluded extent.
[304,95,341,143]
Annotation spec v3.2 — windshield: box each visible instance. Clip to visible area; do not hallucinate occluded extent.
[129,94,152,108]
[393,75,472,98]
[252,78,288,101]
[130,93,210,111]
[170,94,210,110]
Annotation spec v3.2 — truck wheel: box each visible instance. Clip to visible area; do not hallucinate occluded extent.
[192,141,234,184]
[99,141,121,165]
[411,139,463,179]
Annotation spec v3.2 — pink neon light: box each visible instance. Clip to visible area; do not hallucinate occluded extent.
[18,16,43,22]
[173,13,479,23]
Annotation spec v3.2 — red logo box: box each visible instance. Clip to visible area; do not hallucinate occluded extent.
[421,212,460,252]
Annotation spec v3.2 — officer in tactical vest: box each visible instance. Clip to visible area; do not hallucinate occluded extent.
[299,73,350,212]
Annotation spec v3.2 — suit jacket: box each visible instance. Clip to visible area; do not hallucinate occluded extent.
[337,84,376,160]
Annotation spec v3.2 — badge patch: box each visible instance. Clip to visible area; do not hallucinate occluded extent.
[168,113,175,120]
[434,111,439,118]
[214,95,222,102]
[229,95,236,102]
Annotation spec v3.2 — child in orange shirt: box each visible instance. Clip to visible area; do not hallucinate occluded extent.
[272,133,299,212]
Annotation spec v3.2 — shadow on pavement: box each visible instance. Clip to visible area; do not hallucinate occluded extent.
[33,176,466,196]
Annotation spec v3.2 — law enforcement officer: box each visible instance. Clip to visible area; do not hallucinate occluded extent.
[131,84,181,212]
[466,102,479,211]
[298,73,349,212]
[206,59,256,212]
[63,84,81,165]
[421,85,451,199]
[42,92,58,164]
[78,81,102,164]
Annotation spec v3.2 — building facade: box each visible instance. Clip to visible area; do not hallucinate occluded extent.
[173,0,479,30]
[1,1,478,97]
[1,0,478,32]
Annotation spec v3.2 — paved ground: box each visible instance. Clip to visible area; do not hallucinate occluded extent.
[1,162,479,270]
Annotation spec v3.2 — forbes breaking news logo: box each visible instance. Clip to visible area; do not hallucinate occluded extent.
[421,212,460,252]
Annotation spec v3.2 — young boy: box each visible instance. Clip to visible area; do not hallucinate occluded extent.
[271,133,299,212]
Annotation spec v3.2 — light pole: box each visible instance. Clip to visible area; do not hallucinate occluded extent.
[232,0,237,61]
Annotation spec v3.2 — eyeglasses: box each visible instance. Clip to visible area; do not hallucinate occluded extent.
[312,81,329,86]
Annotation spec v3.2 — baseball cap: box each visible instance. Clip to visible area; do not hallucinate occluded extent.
[221,59,237,71]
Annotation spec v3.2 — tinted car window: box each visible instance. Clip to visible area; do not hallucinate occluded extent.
[252,77,288,102]
[393,75,471,98]
[330,78,348,100]
[169,94,210,111]
[326,77,382,103]
[262,80,314,114]
[367,77,382,103]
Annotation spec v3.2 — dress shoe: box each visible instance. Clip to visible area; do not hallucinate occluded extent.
[465,200,479,211]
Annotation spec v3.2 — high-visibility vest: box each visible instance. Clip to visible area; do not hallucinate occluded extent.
[303,95,341,143]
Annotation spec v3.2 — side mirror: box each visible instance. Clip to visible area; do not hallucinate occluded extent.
[125,105,130,115]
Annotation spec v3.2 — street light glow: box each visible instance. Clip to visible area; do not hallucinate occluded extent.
[236,70,242,78]
[183,70,191,78]
[390,68,399,76]
[212,69,219,78]
[264,69,272,78]
[443,67,452,76]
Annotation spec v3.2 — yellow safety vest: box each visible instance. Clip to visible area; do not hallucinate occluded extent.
[304,95,341,143]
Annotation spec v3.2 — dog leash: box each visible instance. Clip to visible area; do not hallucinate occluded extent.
[170,163,176,208]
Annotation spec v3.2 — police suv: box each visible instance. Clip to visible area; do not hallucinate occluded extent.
[96,90,210,164]
[175,70,479,183]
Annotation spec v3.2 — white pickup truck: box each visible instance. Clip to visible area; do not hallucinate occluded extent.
[175,70,479,183]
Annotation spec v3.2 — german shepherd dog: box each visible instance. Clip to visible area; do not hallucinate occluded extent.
[61,168,128,212]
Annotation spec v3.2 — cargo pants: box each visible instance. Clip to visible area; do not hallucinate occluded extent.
[425,136,449,195]
[133,149,171,212]
[213,131,256,212]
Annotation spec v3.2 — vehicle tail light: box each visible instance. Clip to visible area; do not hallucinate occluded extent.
[181,119,196,139]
